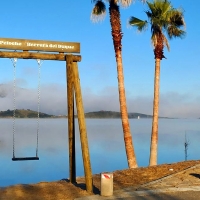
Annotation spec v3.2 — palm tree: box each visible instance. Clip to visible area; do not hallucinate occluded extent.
[91,0,145,168]
[129,0,185,166]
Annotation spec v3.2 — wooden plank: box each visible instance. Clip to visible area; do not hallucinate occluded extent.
[12,157,39,161]
[70,56,93,193]
[0,38,80,53]
[66,55,76,183]
[0,51,81,61]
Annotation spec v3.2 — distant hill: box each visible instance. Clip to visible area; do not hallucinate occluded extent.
[0,109,54,118]
[85,111,152,119]
[0,109,165,119]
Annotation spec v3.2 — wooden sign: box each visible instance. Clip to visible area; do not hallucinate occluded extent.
[0,38,80,53]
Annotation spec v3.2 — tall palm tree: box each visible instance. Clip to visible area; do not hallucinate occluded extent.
[91,0,145,168]
[129,0,185,166]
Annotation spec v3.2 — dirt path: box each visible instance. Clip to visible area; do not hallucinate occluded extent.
[1,160,200,200]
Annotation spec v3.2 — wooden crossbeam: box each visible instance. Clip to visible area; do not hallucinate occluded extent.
[0,51,81,61]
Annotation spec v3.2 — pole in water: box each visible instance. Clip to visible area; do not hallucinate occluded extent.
[184,132,189,161]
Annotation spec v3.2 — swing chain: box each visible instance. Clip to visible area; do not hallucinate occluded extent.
[36,59,42,157]
[36,58,43,66]
[11,57,18,158]
[11,56,42,160]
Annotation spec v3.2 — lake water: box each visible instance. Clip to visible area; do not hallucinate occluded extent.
[0,118,200,187]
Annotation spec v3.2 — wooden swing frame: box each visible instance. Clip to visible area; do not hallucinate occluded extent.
[0,38,93,193]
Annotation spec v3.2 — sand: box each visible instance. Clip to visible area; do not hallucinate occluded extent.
[1,160,200,200]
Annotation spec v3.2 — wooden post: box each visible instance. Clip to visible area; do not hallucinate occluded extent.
[66,56,76,183]
[69,56,93,193]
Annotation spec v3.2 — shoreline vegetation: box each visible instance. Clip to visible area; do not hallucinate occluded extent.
[0,109,172,119]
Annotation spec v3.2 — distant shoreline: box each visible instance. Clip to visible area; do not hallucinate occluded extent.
[0,109,176,119]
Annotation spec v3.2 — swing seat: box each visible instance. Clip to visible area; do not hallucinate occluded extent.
[12,157,39,161]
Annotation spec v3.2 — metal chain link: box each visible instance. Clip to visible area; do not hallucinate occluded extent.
[11,57,18,158]
[36,59,43,157]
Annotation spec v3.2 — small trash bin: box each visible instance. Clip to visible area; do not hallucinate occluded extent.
[100,172,113,196]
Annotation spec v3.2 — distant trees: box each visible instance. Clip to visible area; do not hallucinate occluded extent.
[0,109,53,118]
[129,0,186,166]
[0,109,13,117]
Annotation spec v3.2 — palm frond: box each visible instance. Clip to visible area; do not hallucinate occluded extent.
[130,0,186,53]
[160,0,171,15]
[119,0,146,8]
[151,24,161,34]
[151,33,157,48]
[163,34,170,51]
[151,33,169,51]
[91,0,106,23]
[145,11,152,19]
[118,0,133,7]
[129,17,148,32]
[154,0,171,13]
[167,25,185,39]
[168,9,185,28]
[166,8,185,39]
[146,1,157,15]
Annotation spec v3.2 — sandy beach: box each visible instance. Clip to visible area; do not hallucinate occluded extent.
[1,160,200,200]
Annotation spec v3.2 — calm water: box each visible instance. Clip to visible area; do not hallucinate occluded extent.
[0,118,200,187]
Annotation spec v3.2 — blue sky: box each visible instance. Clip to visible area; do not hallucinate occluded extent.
[0,0,199,118]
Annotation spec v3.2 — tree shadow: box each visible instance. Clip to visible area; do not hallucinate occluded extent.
[190,173,200,179]
[61,179,100,194]
[61,178,70,183]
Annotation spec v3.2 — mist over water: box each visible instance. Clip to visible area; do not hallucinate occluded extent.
[0,118,200,187]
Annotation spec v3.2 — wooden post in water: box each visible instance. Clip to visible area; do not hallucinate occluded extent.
[67,55,93,193]
[66,56,76,183]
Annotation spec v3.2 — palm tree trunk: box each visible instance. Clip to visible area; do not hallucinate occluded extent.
[149,58,160,166]
[109,1,137,168]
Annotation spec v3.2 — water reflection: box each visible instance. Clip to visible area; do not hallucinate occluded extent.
[0,118,200,187]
